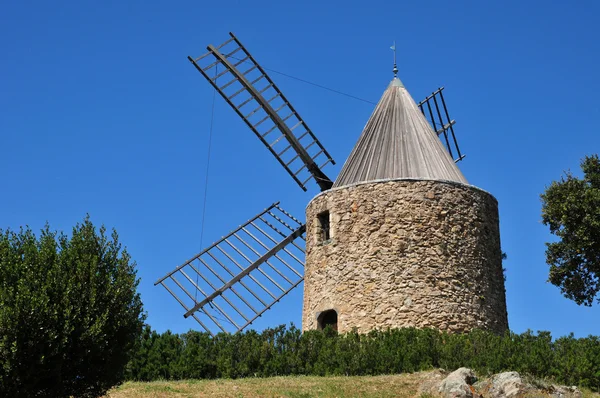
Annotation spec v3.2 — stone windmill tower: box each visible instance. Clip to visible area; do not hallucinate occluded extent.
[303,73,508,334]
[156,33,508,336]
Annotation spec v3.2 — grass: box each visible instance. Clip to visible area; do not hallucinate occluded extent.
[105,373,426,398]
[105,372,600,398]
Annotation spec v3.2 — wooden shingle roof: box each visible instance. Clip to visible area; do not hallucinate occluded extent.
[333,77,467,188]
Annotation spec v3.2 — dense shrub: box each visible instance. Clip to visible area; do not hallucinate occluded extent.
[125,325,600,391]
[0,218,145,398]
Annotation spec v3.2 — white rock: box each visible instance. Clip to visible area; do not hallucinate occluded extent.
[438,367,477,398]
[486,371,525,397]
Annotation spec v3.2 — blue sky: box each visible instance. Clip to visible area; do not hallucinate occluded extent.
[2,1,599,338]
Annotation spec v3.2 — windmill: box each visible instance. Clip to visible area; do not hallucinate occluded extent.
[155,32,474,336]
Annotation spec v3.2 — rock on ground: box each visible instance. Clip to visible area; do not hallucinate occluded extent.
[549,384,583,398]
[419,368,585,398]
[476,371,527,397]
[438,367,477,398]
[418,369,447,396]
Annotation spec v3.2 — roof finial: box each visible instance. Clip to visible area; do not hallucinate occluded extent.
[391,41,398,78]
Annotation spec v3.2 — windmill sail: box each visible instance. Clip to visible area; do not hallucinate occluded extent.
[188,32,335,192]
[417,87,465,163]
[155,203,306,336]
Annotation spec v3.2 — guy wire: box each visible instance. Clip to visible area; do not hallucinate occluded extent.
[195,65,218,303]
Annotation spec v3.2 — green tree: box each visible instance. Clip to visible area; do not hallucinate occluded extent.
[541,154,600,306]
[0,217,145,397]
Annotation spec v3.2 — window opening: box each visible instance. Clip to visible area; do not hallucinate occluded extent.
[317,210,330,243]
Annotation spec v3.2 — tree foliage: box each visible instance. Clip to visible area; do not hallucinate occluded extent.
[125,325,600,391]
[541,154,600,306]
[0,217,145,397]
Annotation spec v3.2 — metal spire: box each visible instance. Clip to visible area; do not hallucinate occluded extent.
[391,41,398,77]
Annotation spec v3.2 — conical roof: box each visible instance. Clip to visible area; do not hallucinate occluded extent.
[333,77,467,188]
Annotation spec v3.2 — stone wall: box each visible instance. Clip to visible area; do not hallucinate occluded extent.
[302,179,508,334]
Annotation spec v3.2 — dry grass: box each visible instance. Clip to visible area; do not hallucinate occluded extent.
[105,372,600,398]
[105,372,428,398]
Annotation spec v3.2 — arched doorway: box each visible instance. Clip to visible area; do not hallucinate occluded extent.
[317,309,338,331]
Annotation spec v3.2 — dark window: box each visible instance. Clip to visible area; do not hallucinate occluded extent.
[317,210,330,242]
[317,309,338,331]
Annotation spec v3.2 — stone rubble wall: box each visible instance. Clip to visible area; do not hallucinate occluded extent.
[302,179,508,334]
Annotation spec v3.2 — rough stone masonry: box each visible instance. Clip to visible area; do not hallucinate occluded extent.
[302,178,508,334]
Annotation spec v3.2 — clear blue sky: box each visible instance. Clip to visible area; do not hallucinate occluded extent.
[2,1,599,338]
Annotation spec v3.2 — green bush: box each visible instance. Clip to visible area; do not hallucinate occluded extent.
[125,325,600,391]
[0,218,145,398]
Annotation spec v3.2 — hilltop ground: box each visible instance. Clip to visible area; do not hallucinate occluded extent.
[105,371,600,398]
